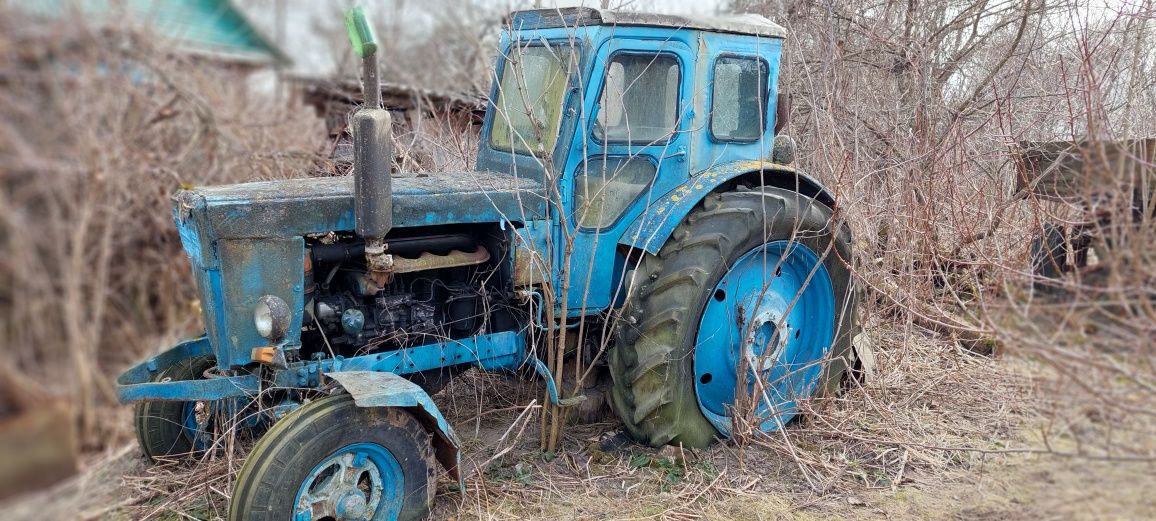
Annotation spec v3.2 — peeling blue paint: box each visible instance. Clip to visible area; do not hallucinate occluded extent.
[116,336,260,403]
[118,331,526,403]
[271,331,524,387]
[326,371,464,483]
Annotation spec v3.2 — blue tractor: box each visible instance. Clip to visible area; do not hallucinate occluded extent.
[117,7,858,520]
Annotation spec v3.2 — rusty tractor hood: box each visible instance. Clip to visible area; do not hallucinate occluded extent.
[174,171,544,263]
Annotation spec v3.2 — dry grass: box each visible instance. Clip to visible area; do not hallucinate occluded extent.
[11,320,1045,520]
[439,319,1035,520]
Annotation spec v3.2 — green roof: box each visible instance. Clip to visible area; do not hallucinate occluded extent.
[21,0,288,65]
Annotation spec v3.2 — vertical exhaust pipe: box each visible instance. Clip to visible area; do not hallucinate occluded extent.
[345,8,393,271]
[352,110,392,243]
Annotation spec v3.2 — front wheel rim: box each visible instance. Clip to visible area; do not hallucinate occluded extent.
[293,442,404,521]
[693,240,835,436]
[180,400,214,451]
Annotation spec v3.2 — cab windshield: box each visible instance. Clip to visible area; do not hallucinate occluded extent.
[490,43,573,156]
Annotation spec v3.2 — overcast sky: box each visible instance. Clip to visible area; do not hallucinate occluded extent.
[240,0,728,76]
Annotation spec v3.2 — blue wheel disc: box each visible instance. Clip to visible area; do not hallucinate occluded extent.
[693,240,835,436]
[293,442,405,521]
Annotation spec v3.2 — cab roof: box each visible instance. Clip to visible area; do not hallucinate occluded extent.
[508,7,787,39]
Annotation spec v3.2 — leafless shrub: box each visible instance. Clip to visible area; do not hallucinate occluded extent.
[732,0,1156,464]
[0,8,325,448]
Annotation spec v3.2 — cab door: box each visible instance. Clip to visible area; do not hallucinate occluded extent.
[561,35,695,314]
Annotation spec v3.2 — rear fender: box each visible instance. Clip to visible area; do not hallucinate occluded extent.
[619,160,837,255]
[325,371,462,485]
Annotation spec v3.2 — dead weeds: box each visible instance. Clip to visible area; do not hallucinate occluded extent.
[4,312,1151,521]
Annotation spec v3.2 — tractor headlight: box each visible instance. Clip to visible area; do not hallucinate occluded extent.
[254,295,291,341]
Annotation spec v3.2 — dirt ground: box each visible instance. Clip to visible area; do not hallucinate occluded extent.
[7,425,1152,520]
[5,325,1154,521]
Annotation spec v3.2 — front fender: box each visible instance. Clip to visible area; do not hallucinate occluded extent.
[619,160,836,254]
[325,371,462,484]
[115,336,260,404]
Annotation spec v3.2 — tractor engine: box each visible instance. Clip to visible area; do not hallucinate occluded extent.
[300,231,502,360]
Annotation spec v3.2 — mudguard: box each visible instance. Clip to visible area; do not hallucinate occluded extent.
[325,371,463,484]
[619,160,837,254]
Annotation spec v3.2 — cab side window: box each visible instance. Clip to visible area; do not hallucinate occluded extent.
[711,56,769,142]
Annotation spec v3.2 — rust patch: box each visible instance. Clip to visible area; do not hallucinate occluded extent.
[392,246,491,274]
[360,246,493,293]
[513,249,546,287]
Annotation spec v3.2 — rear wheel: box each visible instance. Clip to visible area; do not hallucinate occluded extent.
[610,186,856,447]
[134,356,219,460]
[229,394,435,521]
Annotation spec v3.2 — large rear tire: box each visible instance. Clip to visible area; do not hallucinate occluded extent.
[229,394,435,521]
[609,185,856,447]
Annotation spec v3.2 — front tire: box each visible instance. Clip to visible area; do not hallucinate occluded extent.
[229,394,435,521]
[133,356,218,460]
[609,185,856,447]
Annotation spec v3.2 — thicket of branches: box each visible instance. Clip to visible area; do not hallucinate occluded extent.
[0,11,325,447]
[743,0,1156,457]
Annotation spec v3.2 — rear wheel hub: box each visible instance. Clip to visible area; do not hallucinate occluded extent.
[693,240,835,435]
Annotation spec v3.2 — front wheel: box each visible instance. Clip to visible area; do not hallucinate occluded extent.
[229,394,435,521]
[610,185,856,447]
[134,356,219,460]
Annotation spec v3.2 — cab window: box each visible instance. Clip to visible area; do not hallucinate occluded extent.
[574,156,657,228]
[490,44,572,156]
[710,56,769,142]
[594,53,680,144]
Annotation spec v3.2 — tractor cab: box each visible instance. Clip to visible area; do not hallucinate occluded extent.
[480,8,792,182]
[482,8,818,313]
[482,8,796,194]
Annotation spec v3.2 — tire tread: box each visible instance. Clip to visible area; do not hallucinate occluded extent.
[610,185,856,447]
